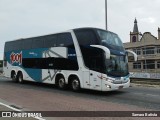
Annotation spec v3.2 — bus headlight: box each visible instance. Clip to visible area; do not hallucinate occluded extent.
[105,84,111,89]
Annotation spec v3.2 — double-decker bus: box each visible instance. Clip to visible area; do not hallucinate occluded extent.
[3,28,137,91]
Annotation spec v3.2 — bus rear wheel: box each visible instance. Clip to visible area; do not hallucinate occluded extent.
[71,78,80,91]
[11,71,17,82]
[17,72,23,84]
[57,77,66,89]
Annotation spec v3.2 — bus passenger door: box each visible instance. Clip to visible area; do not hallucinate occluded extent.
[89,70,101,91]
[89,55,103,91]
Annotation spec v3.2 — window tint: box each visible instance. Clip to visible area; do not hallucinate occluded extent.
[32,37,44,49]
[6,42,15,52]
[10,42,17,51]
[4,42,10,52]
[57,33,73,47]
[22,57,78,70]
[23,39,32,50]
[44,35,57,48]
[54,58,78,70]
[75,30,97,46]
[16,40,23,50]
[80,47,106,73]
[97,30,123,47]
[4,32,73,52]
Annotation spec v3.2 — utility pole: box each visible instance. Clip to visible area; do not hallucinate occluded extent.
[105,0,108,31]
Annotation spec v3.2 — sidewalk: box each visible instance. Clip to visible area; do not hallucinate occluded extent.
[131,78,160,88]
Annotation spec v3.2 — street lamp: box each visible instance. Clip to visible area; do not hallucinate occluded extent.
[105,0,108,31]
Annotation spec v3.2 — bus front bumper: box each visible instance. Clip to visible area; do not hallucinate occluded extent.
[101,79,130,91]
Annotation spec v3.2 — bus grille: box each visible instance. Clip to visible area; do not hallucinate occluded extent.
[113,80,128,84]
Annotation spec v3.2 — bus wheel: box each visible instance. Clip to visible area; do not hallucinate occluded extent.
[58,77,66,89]
[11,72,17,82]
[71,78,80,91]
[17,72,23,84]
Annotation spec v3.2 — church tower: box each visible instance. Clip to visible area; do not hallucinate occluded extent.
[130,18,140,43]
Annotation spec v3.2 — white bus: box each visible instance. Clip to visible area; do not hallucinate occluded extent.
[3,28,137,91]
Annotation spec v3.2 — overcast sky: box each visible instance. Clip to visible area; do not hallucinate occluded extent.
[0,0,160,59]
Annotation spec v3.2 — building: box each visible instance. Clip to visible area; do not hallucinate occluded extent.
[124,18,160,79]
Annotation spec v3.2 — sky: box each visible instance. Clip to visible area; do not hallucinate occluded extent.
[0,0,160,59]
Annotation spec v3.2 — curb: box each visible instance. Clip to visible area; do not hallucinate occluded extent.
[130,83,160,88]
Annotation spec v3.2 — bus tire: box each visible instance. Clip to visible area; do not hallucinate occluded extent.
[17,72,23,84]
[11,71,17,82]
[57,76,66,89]
[71,77,80,91]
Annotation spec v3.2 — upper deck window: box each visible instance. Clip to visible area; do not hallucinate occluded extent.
[57,33,73,47]
[74,30,97,46]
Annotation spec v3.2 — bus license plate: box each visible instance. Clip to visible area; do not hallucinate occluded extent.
[119,86,123,89]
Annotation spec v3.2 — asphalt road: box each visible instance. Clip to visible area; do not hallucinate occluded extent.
[0,76,160,120]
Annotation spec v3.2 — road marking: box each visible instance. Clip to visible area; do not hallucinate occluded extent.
[0,102,21,112]
[0,102,46,120]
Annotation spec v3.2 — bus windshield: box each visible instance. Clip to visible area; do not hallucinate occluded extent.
[105,55,129,77]
[97,30,123,47]
[96,29,128,77]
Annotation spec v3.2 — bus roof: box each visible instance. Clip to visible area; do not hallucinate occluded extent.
[5,27,117,43]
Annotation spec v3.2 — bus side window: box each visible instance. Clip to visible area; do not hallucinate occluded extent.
[32,37,44,49]
[16,40,23,50]
[44,35,57,48]
[57,33,73,47]
[23,39,33,50]
[11,42,17,51]
[75,30,97,46]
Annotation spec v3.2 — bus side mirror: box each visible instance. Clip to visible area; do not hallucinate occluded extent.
[126,50,137,62]
[90,45,110,59]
